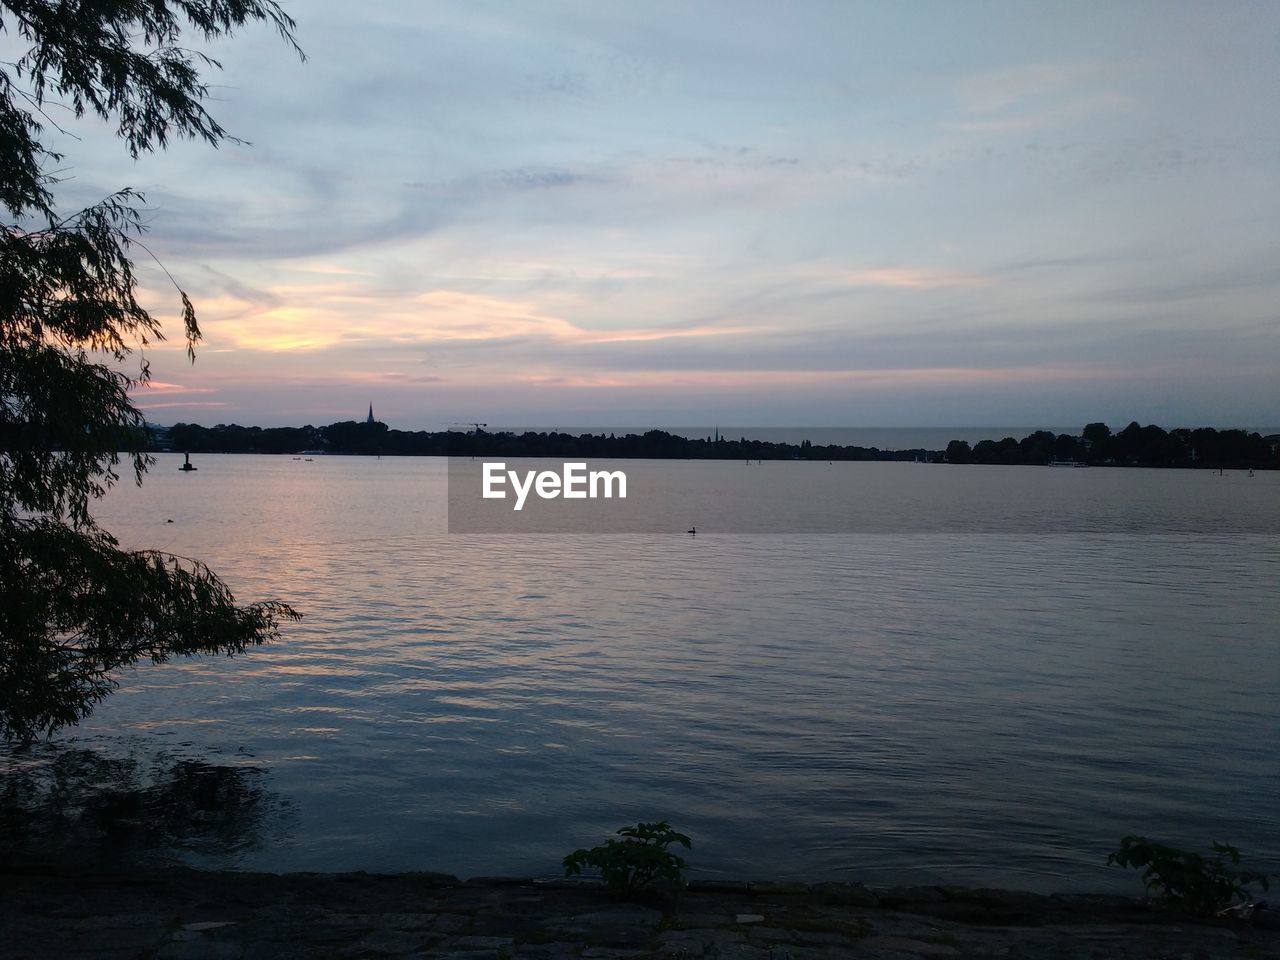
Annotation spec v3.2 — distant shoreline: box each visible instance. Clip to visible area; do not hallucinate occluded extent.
[149,420,1280,470]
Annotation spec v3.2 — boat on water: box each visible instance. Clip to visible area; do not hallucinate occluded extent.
[1047,460,1089,467]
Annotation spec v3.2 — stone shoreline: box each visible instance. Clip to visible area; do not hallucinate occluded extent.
[4,866,1278,960]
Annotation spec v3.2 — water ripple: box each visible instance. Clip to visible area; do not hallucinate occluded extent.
[2,455,1275,891]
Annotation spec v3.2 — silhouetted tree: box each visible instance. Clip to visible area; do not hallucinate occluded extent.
[1018,430,1056,463]
[0,2,303,740]
[321,419,389,455]
[1113,421,1182,465]
[1053,433,1081,460]
[1082,422,1111,445]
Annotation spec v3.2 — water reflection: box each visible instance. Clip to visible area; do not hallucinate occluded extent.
[65,456,1280,888]
[0,741,292,867]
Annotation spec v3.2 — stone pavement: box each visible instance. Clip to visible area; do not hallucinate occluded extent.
[3,868,1279,960]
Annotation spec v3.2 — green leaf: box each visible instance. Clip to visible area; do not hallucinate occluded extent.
[562,822,693,893]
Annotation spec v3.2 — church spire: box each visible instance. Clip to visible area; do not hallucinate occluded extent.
[366,403,374,424]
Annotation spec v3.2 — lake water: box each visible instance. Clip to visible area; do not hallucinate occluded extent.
[5,452,1278,892]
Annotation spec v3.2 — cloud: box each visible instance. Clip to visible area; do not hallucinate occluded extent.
[197,285,762,354]
[135,401,229,410]
[956,63,1103,114]
[46,2,1276,428]
[131,381,216,395]
[234,362,1117,400]
[833,267,994,290]
[944,92,1131,134]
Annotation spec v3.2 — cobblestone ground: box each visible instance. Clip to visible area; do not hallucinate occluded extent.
[3,869,1279,960]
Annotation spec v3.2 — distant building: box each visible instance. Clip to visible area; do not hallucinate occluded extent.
[366,403,375,424]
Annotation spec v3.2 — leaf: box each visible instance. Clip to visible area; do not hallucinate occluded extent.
[562,822,694,893]
[1,1,303,741]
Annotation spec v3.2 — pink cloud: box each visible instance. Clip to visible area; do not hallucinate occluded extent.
[132,381,217,395]
[135,401,229,410]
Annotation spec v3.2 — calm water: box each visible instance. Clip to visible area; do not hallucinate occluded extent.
[5,453,1278,892]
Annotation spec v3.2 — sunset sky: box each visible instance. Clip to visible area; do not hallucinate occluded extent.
[42,1,1280,428]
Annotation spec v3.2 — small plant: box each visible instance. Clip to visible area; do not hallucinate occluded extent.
[1106,835,1272,916]
[563,821,692,893]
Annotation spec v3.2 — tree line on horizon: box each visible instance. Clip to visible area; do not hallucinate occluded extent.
[158,420,1280,469]
[161,422,935,462]
[945,421,1277,468]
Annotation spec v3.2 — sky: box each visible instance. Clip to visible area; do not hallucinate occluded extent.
[32,1,1280,428]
